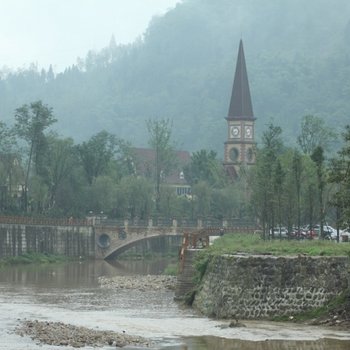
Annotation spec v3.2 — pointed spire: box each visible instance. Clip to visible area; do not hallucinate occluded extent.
[227,40,254,119]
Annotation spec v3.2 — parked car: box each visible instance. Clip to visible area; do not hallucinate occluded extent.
[305,229,318,240]
[322,225,337,240]
[308,225,336,240]
[323,226,350,241]
[288,227,307,240]
[340,228,350,242]
[269,227,288,239]
[299,225,317,239]
[326,226,339,240]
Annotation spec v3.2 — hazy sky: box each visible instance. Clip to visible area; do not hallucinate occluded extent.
[0,0,180,72]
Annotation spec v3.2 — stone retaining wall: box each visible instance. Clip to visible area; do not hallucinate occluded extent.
[193,254,350,319]
[0,224,95,259]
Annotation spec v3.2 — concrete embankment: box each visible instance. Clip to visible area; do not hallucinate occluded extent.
[178,253,350,319]
[0,223,95,259]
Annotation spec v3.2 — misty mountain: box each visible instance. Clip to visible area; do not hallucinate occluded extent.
[1,0,349,156]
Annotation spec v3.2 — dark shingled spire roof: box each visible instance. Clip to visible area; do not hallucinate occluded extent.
[227,40,254,119]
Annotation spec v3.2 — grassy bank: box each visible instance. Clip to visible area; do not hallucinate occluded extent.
[207,233,350,257]
[0,253,71,267]
[194,233,350,284]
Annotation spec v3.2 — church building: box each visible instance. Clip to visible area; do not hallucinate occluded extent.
[223,40,256,178]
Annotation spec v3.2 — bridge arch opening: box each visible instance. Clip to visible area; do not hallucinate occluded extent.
[97,233,111,248]
[104,234,182,260]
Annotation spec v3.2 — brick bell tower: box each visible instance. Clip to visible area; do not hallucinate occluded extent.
[224,40,256,178]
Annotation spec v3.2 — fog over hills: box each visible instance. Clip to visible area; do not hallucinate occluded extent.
[1,0,349,155]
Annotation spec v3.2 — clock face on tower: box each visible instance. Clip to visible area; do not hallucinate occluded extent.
[245,125,253,139]
[230,125,241,139]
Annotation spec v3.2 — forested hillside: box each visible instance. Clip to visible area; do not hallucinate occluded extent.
[1,0,349,155]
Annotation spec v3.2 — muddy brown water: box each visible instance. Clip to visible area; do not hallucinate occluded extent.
[0,259,349,349]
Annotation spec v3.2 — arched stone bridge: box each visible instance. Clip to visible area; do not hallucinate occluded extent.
[94,219,256,260]
[0,215,256,260]
[95,223,194,260]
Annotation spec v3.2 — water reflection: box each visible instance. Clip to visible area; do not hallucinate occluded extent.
[0,258,172,288]
[0,260,103,287]
[108,258,173,275]
[175,337,350,350]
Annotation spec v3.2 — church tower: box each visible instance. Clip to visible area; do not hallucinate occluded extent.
[224,40,256,177]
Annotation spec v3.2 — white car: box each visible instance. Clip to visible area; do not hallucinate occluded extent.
[325,226,338,240]
[270,227,288,238]
[325,225,350,241]
[340,228,350,242]
[313,225,337,240]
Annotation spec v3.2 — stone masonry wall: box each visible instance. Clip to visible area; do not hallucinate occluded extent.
[193,254,350,319]
[0,224,95,259]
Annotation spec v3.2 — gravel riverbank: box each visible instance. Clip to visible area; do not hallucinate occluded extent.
[16,320,151,348]
[14,275,177,348]
[98,274,177,291]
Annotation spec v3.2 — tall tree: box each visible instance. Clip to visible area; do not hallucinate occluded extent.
[146,118,177,213]
[116,176,154,220]
[210,185,241,220]
[87,175,118,215]
[328,125,350,229]
[184,149,226,187]
[273,159,285,238]
[76,130,120,185]
[292,150,303,233]
[44,136,77,211]
[251,122,283,239]
[192,181,211,218]
[311,146,326,238]
[14,101,57,211]
[297,115,336,155]
[0,121,20,212]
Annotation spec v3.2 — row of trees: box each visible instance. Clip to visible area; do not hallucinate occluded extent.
[250,117,350,237]
[0,101,238,220]
[0,101,134,217]
[0,101,349,230]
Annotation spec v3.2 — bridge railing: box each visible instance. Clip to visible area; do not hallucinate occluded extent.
[0,215,90,226]
[96,217,256,229]
[94,218,126,227]
[0,215,257,231]
[176,219,197,228]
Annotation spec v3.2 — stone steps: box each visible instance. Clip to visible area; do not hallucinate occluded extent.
[175,249,199,300]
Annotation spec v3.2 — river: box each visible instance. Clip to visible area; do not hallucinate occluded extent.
[0,259,350,350]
